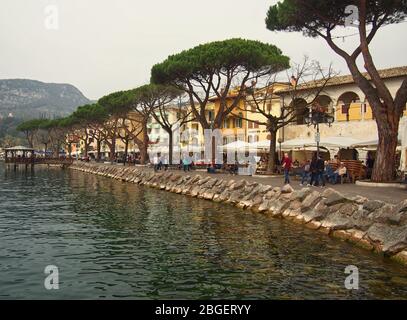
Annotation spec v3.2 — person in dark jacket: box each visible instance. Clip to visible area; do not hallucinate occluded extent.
[309,153,318,186]
[316,156,326,187]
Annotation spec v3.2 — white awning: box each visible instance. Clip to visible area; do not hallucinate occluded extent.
[250,140,271,149]
[279,136,361,149]
[351,135,402,148]
[222,140,256,152]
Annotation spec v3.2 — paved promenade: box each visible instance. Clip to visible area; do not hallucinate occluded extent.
[130,165,406,204]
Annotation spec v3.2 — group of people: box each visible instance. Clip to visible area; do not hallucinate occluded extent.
[152,154,193,172]
[281,153,348,187]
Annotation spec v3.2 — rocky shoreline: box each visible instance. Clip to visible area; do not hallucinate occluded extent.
[69,162,407,266]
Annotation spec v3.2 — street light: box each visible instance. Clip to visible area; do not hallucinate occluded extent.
[304,107,335,158]
[277,137,283,163]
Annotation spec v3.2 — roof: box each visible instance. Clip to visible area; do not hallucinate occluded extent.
[274,66,407,94]
[4,146,34,151]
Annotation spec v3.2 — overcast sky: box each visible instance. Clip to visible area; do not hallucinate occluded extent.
[1,0,406,100]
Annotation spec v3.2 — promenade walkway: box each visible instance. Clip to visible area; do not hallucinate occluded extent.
[137,166,406,204]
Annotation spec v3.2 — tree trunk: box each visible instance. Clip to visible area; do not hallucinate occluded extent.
[168,131,173,165]
[109,137,116,162]
[83,131,89,158]
[267,132,277,173]
[140,144,148,165]
[26,132,34,148]
[123,139,129,166]
[371,120,399,182]
[96,139,101,162]
[140,123,150,165]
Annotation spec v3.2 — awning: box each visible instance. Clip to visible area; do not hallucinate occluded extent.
[249,140,271,149]
[222,140,257,152]
[279,136,361,149]
[351,135,402,148]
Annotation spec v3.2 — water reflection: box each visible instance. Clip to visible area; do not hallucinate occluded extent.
[0,163,406,299]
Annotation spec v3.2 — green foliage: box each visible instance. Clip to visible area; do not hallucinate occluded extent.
[16,119,49,132]
[151,38,290,85]
[266,0,407,37]
[71,103,109,125]
[98,91,135,116]
[132,84,182,104]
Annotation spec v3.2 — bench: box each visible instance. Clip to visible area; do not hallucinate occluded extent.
[342,160,365,183]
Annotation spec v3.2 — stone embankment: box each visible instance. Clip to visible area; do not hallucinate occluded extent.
[70,162,407,266]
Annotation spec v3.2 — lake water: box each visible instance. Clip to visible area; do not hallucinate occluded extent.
[1,163,406,299]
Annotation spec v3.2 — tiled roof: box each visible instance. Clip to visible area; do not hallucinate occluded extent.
[274,66,407,94]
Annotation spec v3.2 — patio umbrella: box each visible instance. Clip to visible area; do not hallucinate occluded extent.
[351,135,402,148]
[222,140,257,152]
[280,138,315,149]
[249,140,272,150]
[319,136,362,148]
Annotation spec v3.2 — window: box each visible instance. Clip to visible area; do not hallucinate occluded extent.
[208,111,214,122]
[341,104,350,114]
[223,119,228,129]
[248,121,253,129]
[236,113,243,128]
[254,122,259,129]
[342,104,350,121]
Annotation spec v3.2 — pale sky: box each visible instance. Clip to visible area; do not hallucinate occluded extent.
[1,0,406,100]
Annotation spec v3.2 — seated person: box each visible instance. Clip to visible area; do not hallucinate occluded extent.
[331,163,347,184]
[207,164,217,174]
[325,161,335,183]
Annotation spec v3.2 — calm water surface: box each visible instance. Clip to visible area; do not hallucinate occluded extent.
[0,163,407,299]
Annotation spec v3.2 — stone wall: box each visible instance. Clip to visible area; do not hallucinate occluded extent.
[69,162,407,266]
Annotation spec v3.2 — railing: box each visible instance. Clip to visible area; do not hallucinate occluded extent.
[5,158,74,165]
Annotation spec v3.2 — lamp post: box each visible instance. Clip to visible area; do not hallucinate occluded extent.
[277,137,283,163]
[304,108,334,158]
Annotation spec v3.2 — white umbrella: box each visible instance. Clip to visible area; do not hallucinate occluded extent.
[250,140,272,149]
[181,145,204,153]
[222,140,253,151]
[319,136,362,148]
[280,138,315,149]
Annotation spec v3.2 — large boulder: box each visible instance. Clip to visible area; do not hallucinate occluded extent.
[301,191,322,213]
[366,223,407,254]
[281,184,294,194]
[363,200,385,213]
[229,180,246,191]
[324,190,350,206]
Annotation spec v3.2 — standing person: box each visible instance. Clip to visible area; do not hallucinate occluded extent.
[309,153,318,186]
[156,155,163,171]
[300,160,311,186]
[162,154,169,171]
[182,154,190,172]
[152,155,159,172]
[282,153,292,185]
[366,152,375,179]
[316,155,326,187]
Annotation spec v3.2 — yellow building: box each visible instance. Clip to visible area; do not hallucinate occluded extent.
[245,82,290,143]
[209,91,247,145]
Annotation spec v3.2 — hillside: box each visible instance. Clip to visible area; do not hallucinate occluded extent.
[0,79,91,119]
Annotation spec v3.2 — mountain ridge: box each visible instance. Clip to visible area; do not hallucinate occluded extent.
[0,79,91,119]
